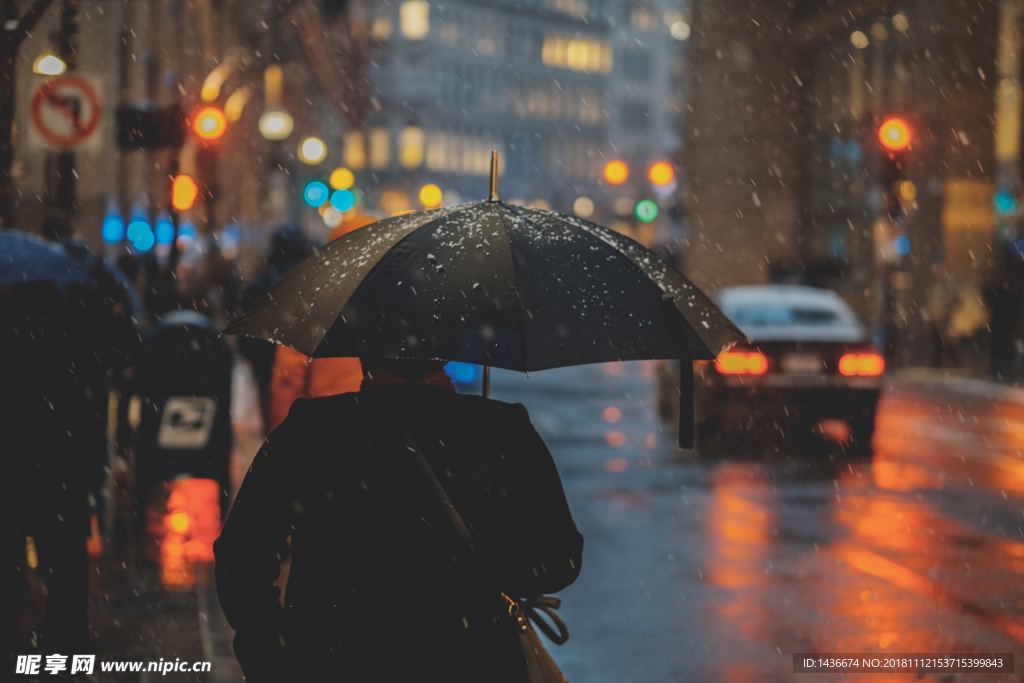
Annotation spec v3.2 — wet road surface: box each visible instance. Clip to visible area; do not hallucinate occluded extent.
[489,363,1024,682]
[81,362,1024,682]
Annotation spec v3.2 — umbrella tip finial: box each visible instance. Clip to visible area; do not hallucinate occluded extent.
[488,150,499,202]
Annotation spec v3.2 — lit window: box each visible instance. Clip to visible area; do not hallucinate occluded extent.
[477,36,497,55]
[371,16,393,40]
[344,131,366,170]
[399,126,425,168]
[369,128,390,169]
[542,35,612,73]
[400,0,430,40]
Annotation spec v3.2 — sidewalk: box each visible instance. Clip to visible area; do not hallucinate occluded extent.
[887,367,1024,406]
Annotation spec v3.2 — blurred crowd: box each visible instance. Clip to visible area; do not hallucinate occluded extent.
[3,217,372,664]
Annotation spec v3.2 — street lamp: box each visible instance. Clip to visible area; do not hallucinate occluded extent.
[259,110,294,141]
[298,136,327,165]
[32,52,67,76]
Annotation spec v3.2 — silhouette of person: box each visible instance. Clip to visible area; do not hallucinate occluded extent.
[215,357,583,681]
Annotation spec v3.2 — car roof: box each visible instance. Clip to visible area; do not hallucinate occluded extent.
[717,285,865,343]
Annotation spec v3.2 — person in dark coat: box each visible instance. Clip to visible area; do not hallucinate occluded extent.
[3,282,96,659]
[214,358,583,682]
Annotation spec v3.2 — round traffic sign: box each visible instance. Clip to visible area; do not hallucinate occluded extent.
[30,74,102,148]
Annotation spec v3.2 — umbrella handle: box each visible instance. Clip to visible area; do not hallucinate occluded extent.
[482,365,491,398]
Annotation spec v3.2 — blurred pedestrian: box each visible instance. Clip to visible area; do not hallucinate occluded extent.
[237,226,316,429]
[985,241,1024,379]
[3,282,97,658]
[215,357,583,681]
[924,262,958,367]
[258,223,369,432]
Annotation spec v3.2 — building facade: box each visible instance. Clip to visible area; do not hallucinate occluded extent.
[685,0,1006,362]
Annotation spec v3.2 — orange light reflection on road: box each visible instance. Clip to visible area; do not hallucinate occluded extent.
[605,430,626,447]
[705,465,772,591]
[602,405,622,423]
[152,478,221,590]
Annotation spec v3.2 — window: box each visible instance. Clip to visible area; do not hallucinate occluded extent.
[399,126,425,168]
[542,34,613,73]
[343,131,366,170]
[400,0,429,40]
[369,128,390,169]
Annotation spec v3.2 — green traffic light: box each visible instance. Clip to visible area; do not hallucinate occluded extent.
[635,199,659,223]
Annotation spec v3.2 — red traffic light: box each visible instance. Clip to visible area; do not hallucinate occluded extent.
[171,174,200,211]
[878,117,911,152]
[192,106,227,141]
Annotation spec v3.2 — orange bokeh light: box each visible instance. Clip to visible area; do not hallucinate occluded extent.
[648,161,675,186]
[171,174,199,211]
[603,159,629,185]
[878,117,911,152]
[192,106,227,141]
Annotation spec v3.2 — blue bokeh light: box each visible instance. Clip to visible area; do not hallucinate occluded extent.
[155,213,175,245]
[445,362,480,385]
[304,181,329,207]
[330,189,356,212]
[101,212,125,244]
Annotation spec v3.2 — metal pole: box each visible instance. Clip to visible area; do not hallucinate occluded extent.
[488,150,499,202]
[45,0,78,240]
[482,366,490,398]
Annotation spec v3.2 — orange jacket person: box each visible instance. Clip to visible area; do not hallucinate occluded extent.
[267,213,379,431]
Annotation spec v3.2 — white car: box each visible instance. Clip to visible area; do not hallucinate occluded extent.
[693,285,884,453]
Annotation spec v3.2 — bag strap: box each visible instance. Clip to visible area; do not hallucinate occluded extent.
[400,426,475,546]
[400,426,570,646]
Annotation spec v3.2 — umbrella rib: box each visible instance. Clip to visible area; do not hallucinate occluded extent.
[552,212,737,356]
[493,204,531,369]
[506,203,683,353]
[309,203,487,357]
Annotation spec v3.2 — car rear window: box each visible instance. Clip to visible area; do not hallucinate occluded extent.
[729,304,841,327]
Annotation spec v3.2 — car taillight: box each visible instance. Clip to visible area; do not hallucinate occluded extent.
[838,352,885,377]
[715,349,769,375]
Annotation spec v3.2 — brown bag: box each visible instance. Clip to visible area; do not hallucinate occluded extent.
[402,428,570,683]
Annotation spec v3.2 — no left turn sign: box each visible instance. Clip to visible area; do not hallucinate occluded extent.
[29,74,102,148]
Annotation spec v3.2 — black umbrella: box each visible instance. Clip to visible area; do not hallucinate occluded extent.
[227,161,743,446]
[0,229,90,288]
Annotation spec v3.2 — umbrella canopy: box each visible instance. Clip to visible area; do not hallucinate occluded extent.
[0,229,90,288]
[227,201,743,370]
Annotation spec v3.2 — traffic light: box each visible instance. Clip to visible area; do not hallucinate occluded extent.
[878,117,911,152]
[192,106,227,142]
[648,161,675,187]
[171,174,200,212]
[117,105,185,149]
[634,199,659,222]
[603,160,629,185]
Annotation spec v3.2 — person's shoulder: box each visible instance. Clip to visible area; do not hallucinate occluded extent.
[272,392,364,435]
[451,394,531,422]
